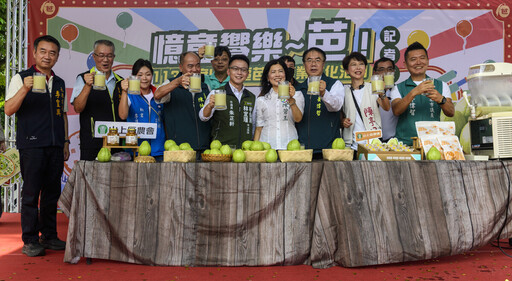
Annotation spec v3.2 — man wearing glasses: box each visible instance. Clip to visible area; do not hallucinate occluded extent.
[373,57,399,141]
[71,40,124,160]
[202,45,231,91]
[295,47,345,158]
[199,54,256,148]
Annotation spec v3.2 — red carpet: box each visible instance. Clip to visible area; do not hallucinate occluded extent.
[1,213,511,281]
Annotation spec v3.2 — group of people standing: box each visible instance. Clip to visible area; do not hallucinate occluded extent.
[5,34,454,257]
[153,46,346,155]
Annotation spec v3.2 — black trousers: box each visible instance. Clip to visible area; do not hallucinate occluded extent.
[19,146,64,244]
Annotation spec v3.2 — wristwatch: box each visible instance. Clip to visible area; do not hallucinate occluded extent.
[438,97,447,105]
[64,139,70,144]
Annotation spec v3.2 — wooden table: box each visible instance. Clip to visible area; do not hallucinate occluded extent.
[59,160,512,267]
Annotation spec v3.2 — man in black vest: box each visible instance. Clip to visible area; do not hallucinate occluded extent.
[154,52,211,151]
[199,55,256,148]
[295,47,345,157]
[5,35,69,257]
[71,40,123,160]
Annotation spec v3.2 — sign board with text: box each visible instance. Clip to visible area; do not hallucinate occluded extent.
[355,130,383,142]
[94,121,157,139]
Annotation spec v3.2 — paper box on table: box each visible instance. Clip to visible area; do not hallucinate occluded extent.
[357,144,422,161]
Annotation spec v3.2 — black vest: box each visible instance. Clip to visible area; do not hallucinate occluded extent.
[162,74,211,151]
[77,70,123,150]
[295,74,341,152]
[16,66,66,149]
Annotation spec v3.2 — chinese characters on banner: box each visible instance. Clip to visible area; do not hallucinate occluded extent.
[150,18,378,86]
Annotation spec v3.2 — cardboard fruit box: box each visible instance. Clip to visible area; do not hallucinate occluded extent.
[357,144,422,161]
[164,150,196,162]
[244,150,267,162]
[278,149,313,162]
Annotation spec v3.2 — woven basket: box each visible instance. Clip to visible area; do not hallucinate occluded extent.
[201,154,232,162]
[322,149,354,161]
[164,150,196,162]
[244,150,267,162]
[278,149,313,162]
[134,156,156,163]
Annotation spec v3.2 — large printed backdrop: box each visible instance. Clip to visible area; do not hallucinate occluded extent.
[27,0,512,183]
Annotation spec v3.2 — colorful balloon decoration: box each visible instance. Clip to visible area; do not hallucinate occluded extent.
[407,30,430,49]
[60,23,79,58]
[116,12,133,48]
[455,20,473,54]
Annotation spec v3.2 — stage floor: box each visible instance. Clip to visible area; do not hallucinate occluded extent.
[1,213,512,280]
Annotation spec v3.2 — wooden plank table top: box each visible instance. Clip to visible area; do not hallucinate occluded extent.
[59,160,512,267]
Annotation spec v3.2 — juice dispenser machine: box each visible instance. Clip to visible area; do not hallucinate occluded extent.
[466,62,512,159]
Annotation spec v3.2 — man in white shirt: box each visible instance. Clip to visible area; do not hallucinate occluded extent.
[390,42,455,145]
[5,35,69,256]
[373,57,399,141]
[70,40,124,160]
[199,55,256,148]
[294,47,345,156]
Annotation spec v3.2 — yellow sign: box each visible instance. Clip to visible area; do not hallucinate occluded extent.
[0,148,21,185]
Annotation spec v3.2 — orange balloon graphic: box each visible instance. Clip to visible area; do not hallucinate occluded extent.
[60,23,79,58]
[455,20,473,54]
[455,20,472,38]
[61,23,78,43]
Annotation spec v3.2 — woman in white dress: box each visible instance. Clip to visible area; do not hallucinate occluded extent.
[253,59,304,149]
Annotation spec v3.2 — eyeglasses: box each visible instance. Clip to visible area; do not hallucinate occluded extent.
[305,58,324,64]
[94,53,115,60]
[375,67,395,72]
[229,67,249,73]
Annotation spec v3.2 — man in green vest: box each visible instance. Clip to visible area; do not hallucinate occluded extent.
[390,42,455,145]
[199,54,256,148]
[154,52,211,151]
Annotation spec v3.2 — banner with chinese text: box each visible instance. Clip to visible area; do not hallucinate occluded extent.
[26,0,511,176]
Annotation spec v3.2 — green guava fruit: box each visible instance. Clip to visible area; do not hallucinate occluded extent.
[139,141,151,156]
[265,149,278,163]
[426,146,442,160]
[232,149,246,163]
[164,139,176,151]
[287,139,301,151]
